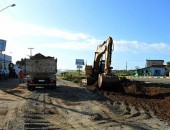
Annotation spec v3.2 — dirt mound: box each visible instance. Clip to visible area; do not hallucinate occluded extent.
[104,81,170,122]
[30,53,53,60]
[121,81,170,95]
[6,85,27,94]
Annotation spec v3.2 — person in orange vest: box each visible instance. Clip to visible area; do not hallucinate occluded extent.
[18,70,24,83]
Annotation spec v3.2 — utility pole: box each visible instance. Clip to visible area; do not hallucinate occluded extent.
[28,48,34,57]
[126,61,127,71]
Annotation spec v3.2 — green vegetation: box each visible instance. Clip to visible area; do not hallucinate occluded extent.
[167,62,170,68]
[16,58,26,67]
[60,71,83,83]
[60,70,133,84]
[113,70,134,77]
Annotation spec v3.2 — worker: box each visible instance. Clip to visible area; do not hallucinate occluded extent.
[18,70,24,83]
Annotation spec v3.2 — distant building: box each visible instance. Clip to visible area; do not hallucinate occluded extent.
[146,60,164,67]
[0,53,12,74]
[134,59,166,76]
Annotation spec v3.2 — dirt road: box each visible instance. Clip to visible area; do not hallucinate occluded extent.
[0,78,169,130]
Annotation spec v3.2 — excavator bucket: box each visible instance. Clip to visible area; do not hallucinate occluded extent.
[98,74,120,89]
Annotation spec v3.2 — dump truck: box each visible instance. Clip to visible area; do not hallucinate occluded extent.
[25,53,57,90]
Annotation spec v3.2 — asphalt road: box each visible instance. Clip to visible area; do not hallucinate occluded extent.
[0,78,19,90]
[127,77,170,84]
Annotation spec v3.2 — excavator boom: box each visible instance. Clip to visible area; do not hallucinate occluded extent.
[93,37,113,75]
[82,37,119,89]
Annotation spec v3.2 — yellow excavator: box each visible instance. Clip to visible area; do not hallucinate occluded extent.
[82,37,120,89]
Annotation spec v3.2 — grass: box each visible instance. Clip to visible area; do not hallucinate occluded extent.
[60,71,83,84]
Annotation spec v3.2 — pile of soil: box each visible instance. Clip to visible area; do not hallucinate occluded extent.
[30,53,53,60]
[104,81,170,122]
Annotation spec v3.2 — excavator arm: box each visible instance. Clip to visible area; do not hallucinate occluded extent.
[93,37,113,76]
[83,37,119,89]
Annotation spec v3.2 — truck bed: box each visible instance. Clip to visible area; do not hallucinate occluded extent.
[26,58,57,75]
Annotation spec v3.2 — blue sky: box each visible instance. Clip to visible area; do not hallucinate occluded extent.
[0,0,170,70]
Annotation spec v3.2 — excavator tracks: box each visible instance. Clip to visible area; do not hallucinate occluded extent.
[22,92,70,130]
[24,113,57,130]
[23,93,56,130]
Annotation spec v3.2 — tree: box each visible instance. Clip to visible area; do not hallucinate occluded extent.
[16,58,26,67]
[166,62,170,76]
[167,62,170,68]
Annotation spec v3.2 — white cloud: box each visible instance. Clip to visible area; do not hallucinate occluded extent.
[115,40,170,53]
[37,38,102,51]
[46,29,90,40]
[0,14,90,40]
[1,14,170,65]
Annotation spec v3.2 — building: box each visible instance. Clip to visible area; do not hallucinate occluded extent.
[146,60,164,67]
[134,59,166,76]
[0,39,13,75]
[0,53,12,74]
